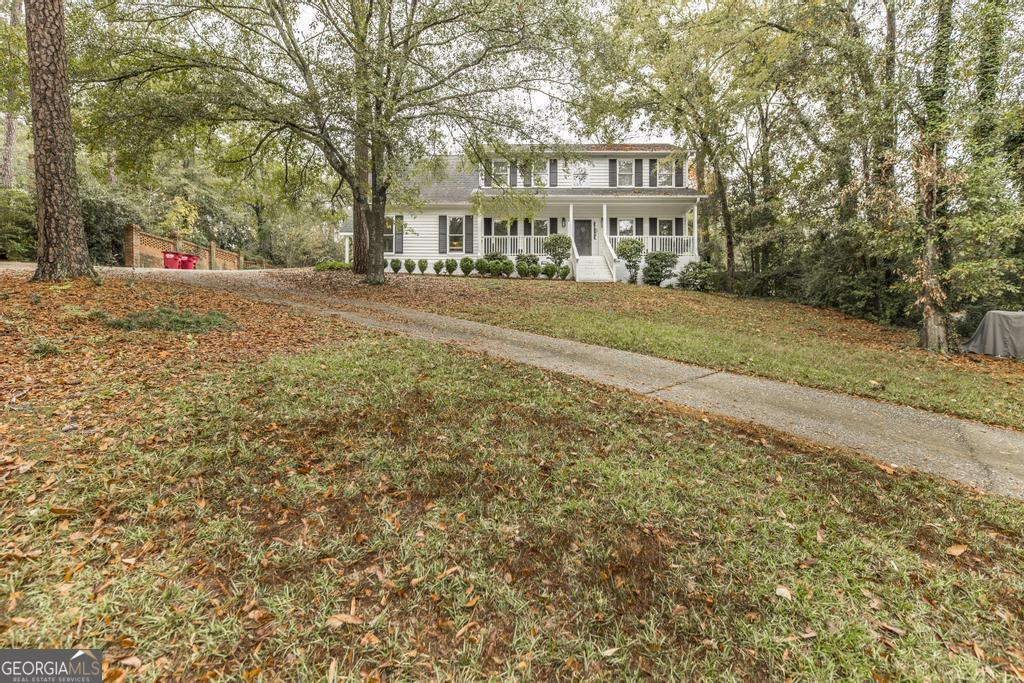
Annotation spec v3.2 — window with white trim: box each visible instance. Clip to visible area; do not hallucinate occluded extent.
[657,219,674,236]
[383,217,396,252]
[657,159,675,187]
[493,219,509,237]
[448,216,464,252]
[491,160,509,186]
[617,218,634,236]
[532,218,549,236]
[617,158,634,187]
[532,161,548,187]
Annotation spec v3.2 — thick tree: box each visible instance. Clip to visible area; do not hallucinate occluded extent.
[25,0,93,279]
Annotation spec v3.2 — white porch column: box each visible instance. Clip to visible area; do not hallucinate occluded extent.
[476,208,483,254]
[693,201,699,255]
[568,203,574,236]
[602,203,607,240]
[344,235,350,263]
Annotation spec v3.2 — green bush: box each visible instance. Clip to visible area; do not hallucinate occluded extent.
[529,264,541,278]
[313,259,352,272]
[516,262,530,278]
[0,188,36,261]
[500,260,515,277]
[484,251,506,261]
[544,233,572,269]
[80,184,145,265]
[459,256,476,275]
[475,258,491,276]
[390,258,402,273]
[615,237,645,284]
[418,259,428,273]
[516,253,540,267]
[558,265,571,280]
[103,307,234,334]
[444,258,458,275]
[676,261,717,292]
[642,251,678,285]
[433,260,444,274]
[404,258,416,274]
[541,263,557,278]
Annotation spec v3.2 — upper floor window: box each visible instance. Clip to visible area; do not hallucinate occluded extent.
[448,216,465,251]
[490,160,509,186]
[617,159,634,187]
[658,159,675,187]
[532,161,548,187]
[617,218,634,236]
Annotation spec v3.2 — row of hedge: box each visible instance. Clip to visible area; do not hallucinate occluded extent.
[382,255,571,279]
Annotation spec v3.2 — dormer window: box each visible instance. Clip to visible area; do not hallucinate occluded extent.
[617,159,635,187]
[491,159,509,186]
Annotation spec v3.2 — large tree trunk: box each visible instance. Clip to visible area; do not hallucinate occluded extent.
[363,126,386,285]
[0,0,23,189]
[712,161,735,288]
[25,0,94,280]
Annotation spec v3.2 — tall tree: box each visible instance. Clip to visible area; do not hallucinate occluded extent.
[1,0,24,188]
[25,0,93,279]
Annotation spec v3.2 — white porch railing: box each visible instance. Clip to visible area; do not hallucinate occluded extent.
[481,235,550,256]
[609,235,695,255]
[569,235,579,279]
[598,229,617,283]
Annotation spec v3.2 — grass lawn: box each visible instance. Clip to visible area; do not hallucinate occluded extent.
[3,272,1024,679]
[277,271,1024,431]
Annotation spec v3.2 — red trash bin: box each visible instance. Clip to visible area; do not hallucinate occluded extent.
[162,251,181,269]
[180,254,197,270]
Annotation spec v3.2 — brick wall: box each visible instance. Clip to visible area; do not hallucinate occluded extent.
[123,225,244,270]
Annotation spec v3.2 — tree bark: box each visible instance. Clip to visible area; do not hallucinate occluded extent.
[712,161,735,288]
[0,0,23,189]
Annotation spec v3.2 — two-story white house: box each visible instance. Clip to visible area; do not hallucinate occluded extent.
[379,144,703,282]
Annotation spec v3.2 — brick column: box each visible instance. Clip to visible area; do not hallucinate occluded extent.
[209,240,218,270]
[123,224,140,267]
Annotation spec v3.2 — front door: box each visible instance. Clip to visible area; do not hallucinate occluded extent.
[574,220,592,256]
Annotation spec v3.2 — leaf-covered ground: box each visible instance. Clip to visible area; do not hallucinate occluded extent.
[2,271,1024,680]
[271,270,1024,431]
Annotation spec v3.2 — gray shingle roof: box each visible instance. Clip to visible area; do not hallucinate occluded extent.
[418,155,480,204]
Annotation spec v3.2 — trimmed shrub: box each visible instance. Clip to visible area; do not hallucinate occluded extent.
[460,256,476,276]
[418,259,428,273]
[484,251,505,261]
[615,237,645,284]
[676,261,717,292]
[390,258,402,273]
[444,258,458,275]
[404,258,416,274]
[516,262,530,278]
[529,264,541,278]
[313,259,351,272]
[516,253,540,267]
[475,258,490,276]
[558,265,571,280]
[432,260,444,274]
[544,233,572,269]
[642,251,678,285]
[500,260,515,277]
[541,263,557,278]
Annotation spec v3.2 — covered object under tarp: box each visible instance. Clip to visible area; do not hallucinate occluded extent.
[961,310,1024,359]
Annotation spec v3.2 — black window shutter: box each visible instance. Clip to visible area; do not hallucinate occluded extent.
[483,160,492,188]
[510,219,518,236]
[395,215,404,253]
[608,159,617,187]
[523,218,532,236]
[649,217,657,236]
[484,217,492,236]
[465,215,474,253]
[523,163,532,187]
[510,163,518,187]
[549,216,558,233]
[649,159,658,187]
[438,215,448,253]
[635,217,643,235]
[634,158,643,186]
[549,159,558,187]
[609,217,618,236]
[675,159,684,187]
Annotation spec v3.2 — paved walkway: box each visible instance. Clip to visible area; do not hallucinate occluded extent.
[5,263,1022,498]
[280,296,1024,500]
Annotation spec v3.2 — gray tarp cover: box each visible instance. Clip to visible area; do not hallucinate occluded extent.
[961,310,1024,359]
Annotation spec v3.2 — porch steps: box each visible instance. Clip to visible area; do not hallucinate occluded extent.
[575,256,615,282]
